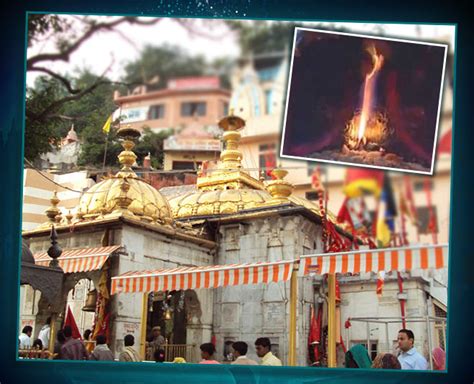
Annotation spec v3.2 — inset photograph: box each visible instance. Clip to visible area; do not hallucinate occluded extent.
[281,28,448,174]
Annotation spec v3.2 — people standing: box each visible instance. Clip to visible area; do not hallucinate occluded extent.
[83,329,92,341]
[199,343,220,364]
[345,344,372,368]
[147,326,165,360]
[38,317,51,349]
[254,337,282,366]
[19,326,33,349]
[53,329,66,359]
[231,341,258,365]
[372,352,401,369]
[89,334,114,361]
[119,334,141,362]
[60,325,89,360]
[397,329,428,370]
[32,339,43,350]
[431,347,446,370]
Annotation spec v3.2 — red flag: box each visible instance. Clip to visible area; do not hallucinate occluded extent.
[343,168,384,198]
[64,305,82,340]
[437,129,452,154]
[337,197,353,227]
[264,152,277,179]
[308,304,321,363]
[311,167,322,190]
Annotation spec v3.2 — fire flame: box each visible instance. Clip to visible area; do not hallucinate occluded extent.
[357,45,384,143]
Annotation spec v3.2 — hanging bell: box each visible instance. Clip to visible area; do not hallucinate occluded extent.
[82,289,97,312]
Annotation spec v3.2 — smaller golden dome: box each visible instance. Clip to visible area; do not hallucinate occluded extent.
[168,189,272,218]
[77,126,172,224]
[79,177,172,221]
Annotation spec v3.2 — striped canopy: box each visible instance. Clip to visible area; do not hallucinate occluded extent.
[111,260,295,295]
[34,245,122,274]
[299,244,448,276]
[110,244,448,295]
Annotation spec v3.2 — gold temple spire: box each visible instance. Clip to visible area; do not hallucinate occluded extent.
[266,167,294,202]
[116,124,141,178]
[45,191,61,224]
[195,112,265,192]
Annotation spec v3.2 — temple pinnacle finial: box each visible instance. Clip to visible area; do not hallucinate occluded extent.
[116,124,141,178]
[266,167,294,201]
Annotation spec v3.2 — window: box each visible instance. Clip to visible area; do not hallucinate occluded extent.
[434,304,447,350]
[351,341,378,361]
[222,101,229,116]
[305,192,318,201]
[181,102,206,117]
[414,179,433,191]
[148,104,165,120]
[415,206,439,234]
[171,161,200,171]
[259,143,276,180]
[265,89,273,114]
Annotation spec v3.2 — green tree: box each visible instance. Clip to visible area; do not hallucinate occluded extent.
[122,44,232,91]
[226,21,298,55]
[134,127,173,169]
[25,15,163,162]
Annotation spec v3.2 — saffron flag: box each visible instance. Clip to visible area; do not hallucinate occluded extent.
[64,305,82,340]
[102,115,112,134]
[343,168,384,198]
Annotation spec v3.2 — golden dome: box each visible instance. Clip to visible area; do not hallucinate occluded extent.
[165,113,337,225]
[79,176,172,222]
[168,188,272,218]
[77,126,172,224]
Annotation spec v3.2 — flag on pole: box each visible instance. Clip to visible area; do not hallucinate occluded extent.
[343,169,384,198]
[376,174,397,247]
[64,305,82,340]
[308,304,321,363]
[437,128,452,155]
[102,115,112,134]
[264,152,277,179]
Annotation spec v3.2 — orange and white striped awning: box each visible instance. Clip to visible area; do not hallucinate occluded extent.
[111,260,295,295]
[299,244,448,276]
[34,245,122,274]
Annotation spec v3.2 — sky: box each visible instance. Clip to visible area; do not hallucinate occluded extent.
[26,16,456,88]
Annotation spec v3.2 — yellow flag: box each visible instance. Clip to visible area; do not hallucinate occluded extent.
[102,115,112,134]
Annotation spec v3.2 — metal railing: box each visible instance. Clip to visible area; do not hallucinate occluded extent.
[346,316,447,370]
[162,344,196,363]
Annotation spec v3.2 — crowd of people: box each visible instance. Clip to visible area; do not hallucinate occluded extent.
[19,320,445,370]
[344,329,446,371]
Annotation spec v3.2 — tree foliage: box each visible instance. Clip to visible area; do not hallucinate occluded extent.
[226,20,298,55]
[122,44,232,91]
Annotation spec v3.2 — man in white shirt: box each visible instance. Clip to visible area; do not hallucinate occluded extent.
[397,329,429,370]
[19,326,33,349]
[255,337,282,366]
[231,341,257,365]
[38,317,51,349]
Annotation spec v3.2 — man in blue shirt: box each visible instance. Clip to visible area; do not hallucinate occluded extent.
[397,329,429,370]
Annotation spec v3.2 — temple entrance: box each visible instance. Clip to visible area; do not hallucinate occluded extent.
[145,289,201,361]
[146,290,187,344]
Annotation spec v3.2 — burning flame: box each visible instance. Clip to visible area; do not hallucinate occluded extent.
[357,45,384,143]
